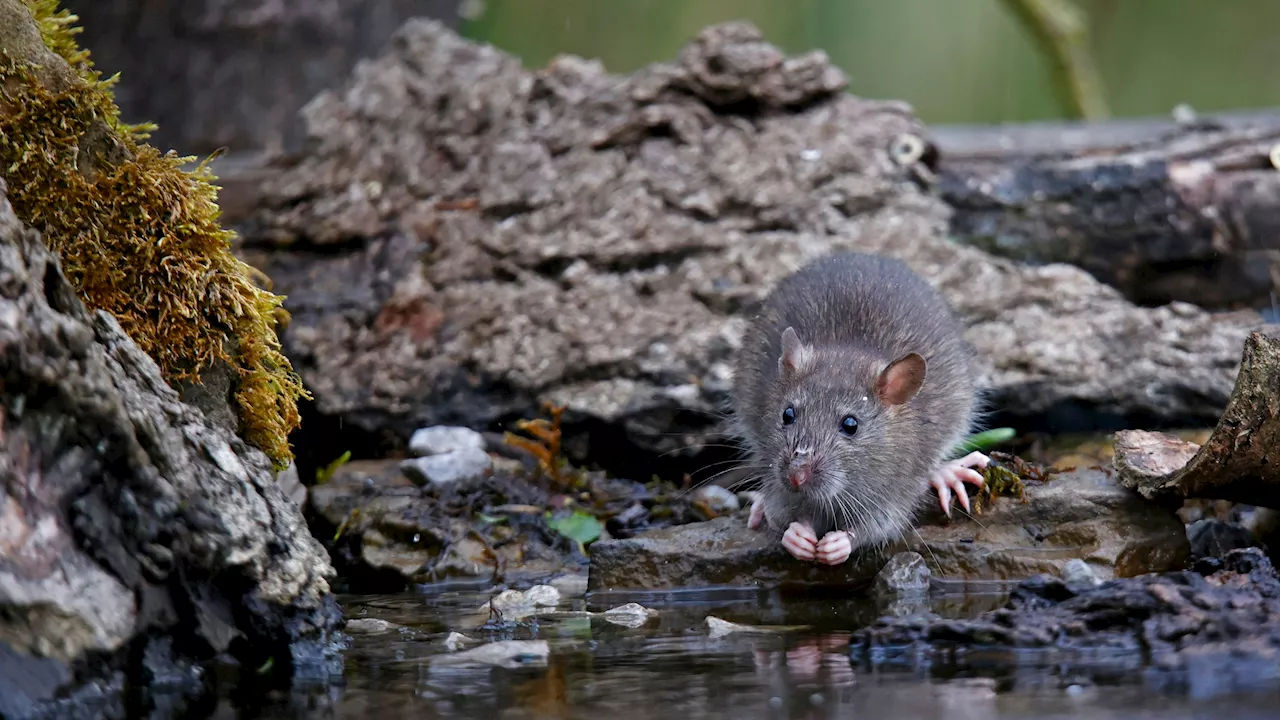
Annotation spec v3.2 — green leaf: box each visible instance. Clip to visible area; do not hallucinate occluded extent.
[547,510,604,550]
[954,427,1017,454]
[315,450,351,485]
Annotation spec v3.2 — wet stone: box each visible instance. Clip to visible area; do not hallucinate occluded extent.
[400,445,492,487]
[850,548,1280,684]
[1187,518,1260,560]
[1060,558,1101,587]
[874,552,930,597]
[588,468,1189,591]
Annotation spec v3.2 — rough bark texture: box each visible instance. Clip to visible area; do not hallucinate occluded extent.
[849,548,1280,697]
[588,468,1188,592]
[237,20,1269,472]
[1114,331,1280,509]
[62,0,460,155]
[0,183,340,719]
[937,113,1280,309]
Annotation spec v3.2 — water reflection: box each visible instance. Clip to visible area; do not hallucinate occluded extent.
[211,585,1280,719]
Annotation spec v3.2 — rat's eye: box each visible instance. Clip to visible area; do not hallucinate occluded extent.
[782,406,796,425]
[840,415,859,436]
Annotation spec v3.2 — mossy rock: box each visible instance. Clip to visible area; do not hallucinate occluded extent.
[0,0,306,468]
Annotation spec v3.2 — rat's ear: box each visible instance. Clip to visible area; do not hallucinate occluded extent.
[778,326,813,377]
[876,352,926,406]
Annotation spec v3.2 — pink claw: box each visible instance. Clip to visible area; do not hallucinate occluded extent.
[815,530,853,565]
[782,522,818,561]
[930,451,990,518]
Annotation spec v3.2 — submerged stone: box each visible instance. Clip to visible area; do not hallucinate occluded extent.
[849,548,1280,696]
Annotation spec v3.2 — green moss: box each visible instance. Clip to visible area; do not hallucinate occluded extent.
[0,0,308,468]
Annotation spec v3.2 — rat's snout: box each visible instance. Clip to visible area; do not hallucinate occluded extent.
[786,445,814,490]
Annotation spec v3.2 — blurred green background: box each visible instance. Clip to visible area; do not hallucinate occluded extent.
[461,0,1280,125]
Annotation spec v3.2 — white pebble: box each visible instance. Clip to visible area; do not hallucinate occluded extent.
[401,445,491,486]
[408,425,486,457]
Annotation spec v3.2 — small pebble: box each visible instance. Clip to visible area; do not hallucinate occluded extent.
[769,697,783,709]
[480,589,527,614]
[693,485,741,515]
[431,640,549,669]
[409,425,486,457]
[401,445,492,487]
[524,584,561,607]
[1060,559,1101,587]
[874,552,931,596]
[705,615,749,638]
[444,631,476,652]
[344,618,396,634]
[602,602,657,628]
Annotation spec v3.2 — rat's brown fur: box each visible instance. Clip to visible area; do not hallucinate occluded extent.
[730,252,979,549]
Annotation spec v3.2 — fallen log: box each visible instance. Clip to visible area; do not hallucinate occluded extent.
[935,109,1280,309]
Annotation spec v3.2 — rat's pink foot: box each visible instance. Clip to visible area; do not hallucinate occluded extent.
[931,451,990,518]
[815,530,853,565]
[781,522,818,561]
[747,501,766,530]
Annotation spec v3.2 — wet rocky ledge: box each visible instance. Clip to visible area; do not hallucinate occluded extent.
[587,467,1189,592]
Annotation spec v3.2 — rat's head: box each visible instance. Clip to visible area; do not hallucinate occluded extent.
[763,326,926,503]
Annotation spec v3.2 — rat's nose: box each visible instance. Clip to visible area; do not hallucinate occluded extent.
[787,446,813,489]
[787,465,811,489]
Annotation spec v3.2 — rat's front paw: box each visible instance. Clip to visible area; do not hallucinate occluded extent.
[747,501,766,530]
[930,450,990,518]
[815,530,853,565]
[781,522,818,561]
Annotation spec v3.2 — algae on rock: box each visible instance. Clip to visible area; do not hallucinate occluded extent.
[0,0,305,467]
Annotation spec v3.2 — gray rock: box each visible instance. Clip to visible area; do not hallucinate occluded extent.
[0,182,339,713]
[1187,518,1261,560]
[400,445,491,486]
[408,425,486,457]
[1060,559,1102,587]
[240,19,1266,468]
[589,468,1189,591]
[874,552,930,596]
[275,460,308,507]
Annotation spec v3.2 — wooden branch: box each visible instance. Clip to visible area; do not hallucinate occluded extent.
[999,0,1109,120]
[1114,331,1280,508]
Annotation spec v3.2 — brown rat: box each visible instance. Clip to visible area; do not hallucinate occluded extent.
[730,251,989,565]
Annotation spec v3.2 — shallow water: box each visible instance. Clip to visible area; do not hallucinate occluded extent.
[211,581,1280,719]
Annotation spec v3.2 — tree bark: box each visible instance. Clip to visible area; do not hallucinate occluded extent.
[1114,331,1280,509]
